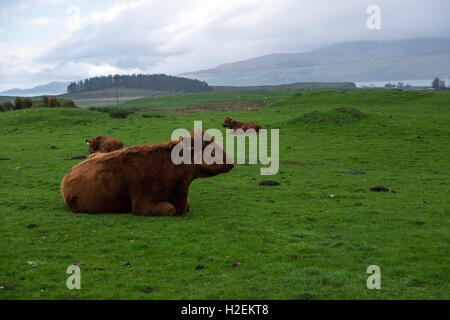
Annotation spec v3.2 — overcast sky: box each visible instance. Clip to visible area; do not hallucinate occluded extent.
[0,0,449,91]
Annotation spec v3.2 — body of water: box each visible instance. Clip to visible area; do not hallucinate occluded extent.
[355,79,441,88]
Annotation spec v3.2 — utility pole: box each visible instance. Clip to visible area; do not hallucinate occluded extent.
[114,75,119,107]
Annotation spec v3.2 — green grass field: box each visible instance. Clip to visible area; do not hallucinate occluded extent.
[0,89,448,299]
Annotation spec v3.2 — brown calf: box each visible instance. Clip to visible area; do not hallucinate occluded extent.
[85,136,123,153]
[222,117,261,132]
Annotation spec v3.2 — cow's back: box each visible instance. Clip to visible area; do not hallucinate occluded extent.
[61,153,131,213]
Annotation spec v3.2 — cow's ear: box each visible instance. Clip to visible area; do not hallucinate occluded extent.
[85,140,90,145]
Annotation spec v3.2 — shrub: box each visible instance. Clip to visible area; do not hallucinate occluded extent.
[14,97,24,109]
[88,106,110,113]
[42,96,50,107]
[62,99,76,108]
[1,97,75,112]
[108,109,131,119]
[0,101,14,112]
[42,96,60,107]
[23,97,33,108]
[49,97,60,107]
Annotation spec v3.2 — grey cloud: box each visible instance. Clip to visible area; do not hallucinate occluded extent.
[3,0,450,90]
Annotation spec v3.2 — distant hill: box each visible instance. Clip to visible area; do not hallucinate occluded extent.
[211,82,356,91]
[0,81,71,96]
[181,38,450,86]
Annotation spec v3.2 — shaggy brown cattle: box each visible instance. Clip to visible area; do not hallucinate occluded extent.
[85,136,123,153]
[222,117,262,132]
[62,131,234,216]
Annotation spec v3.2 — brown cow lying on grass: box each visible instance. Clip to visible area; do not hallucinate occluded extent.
[222,117,262,132]
[85,136,123,153]
[62,131,234,216]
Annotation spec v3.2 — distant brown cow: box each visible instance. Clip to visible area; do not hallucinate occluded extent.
[62,131,234,216]
[222,117,262,132]
[85,136,123,153]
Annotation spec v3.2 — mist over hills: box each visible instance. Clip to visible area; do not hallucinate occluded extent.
[181,38,450,86]
[0,81,72,96]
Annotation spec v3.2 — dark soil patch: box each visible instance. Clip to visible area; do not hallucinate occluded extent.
[259,180,280,186]
[64,155,87,160]
[370,186,389,192]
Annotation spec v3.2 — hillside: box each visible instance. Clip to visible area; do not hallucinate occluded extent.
[181,38,450,86]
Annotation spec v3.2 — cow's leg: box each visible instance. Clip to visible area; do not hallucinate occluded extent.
[150,201,177,216]
[132,196,177,216]
[173,183,190,215]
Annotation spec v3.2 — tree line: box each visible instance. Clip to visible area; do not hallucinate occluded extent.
[67,74,211,94]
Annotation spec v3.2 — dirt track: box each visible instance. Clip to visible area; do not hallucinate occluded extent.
[143,101,264,114]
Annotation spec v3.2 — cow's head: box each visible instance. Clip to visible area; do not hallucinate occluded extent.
[177,129,234,178]
[85,136,103,153]
[222,117,233,128]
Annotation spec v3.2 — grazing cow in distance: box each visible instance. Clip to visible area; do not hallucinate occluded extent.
[85,136,123,154]
[222,117,262,132]
[62,130,234,216]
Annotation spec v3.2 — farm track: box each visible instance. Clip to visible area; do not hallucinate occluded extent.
[143,101,265,113]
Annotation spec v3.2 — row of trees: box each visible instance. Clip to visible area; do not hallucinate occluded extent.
[0,97,76,112]
[67,74,211,94]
